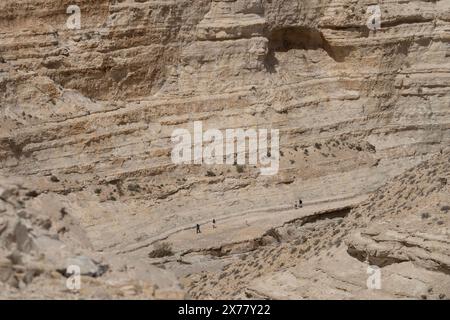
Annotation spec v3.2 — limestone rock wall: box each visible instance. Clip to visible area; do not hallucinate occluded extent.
[0,0,449,299]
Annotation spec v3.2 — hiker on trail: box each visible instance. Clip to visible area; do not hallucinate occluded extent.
[212,219,217,229]
[298,199,303,208]
[196,224,201,234]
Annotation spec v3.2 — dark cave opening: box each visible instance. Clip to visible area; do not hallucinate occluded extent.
[268,27,327,52]
[264,26,351,71]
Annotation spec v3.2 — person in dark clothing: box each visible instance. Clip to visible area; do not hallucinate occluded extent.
[196,224,201,234]
[298,199,303,208]
[212,219,217,229]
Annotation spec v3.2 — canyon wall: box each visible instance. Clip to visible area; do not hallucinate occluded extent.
[0,0,449,298]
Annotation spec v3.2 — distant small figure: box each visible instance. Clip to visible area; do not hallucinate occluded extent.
[212,219,217,229]
[298,199,303,208]
[60,207,68,219]
[196,224,201,234]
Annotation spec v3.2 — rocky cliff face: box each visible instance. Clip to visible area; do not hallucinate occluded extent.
[0,0,449,299]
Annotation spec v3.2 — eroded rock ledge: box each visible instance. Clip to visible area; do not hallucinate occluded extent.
[0,0,449,299]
